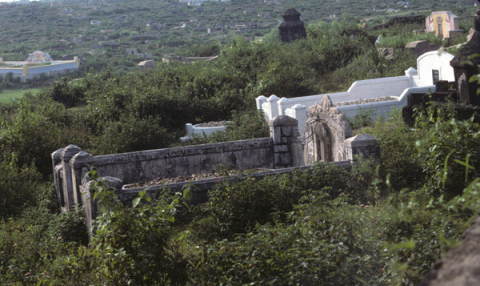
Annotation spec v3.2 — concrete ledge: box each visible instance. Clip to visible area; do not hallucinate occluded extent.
[77,138,273,167]
[119,161,353,205]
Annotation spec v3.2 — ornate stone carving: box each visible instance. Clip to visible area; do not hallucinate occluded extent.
[303,96,352,164]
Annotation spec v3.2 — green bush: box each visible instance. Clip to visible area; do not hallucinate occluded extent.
[192,164,352,240]
[0,159,42,218]
[414,104,480,197]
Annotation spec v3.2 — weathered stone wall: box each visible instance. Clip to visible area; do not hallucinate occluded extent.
[52,138,275,211]
[53,114,381,238]
[82,161,353,236]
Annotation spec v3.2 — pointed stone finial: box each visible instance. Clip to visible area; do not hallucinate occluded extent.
[321,95,334,112]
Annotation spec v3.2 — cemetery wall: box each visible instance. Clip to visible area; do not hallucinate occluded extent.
[0,61,79,82]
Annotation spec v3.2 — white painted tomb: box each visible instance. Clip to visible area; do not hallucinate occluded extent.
[256,51,455,134]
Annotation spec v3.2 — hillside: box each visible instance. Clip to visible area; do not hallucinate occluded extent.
[1,0,480,284]
[0,0,476,75]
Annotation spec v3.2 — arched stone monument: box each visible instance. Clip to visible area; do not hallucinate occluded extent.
[303,96,352,164]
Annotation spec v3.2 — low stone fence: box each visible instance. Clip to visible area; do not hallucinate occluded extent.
[81,161,353,234]
[52,137,275,213]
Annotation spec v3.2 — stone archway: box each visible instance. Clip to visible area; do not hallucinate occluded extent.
[303,95,352,164]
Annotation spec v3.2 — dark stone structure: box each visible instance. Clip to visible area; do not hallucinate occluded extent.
[417,3,480,285]
[403,1,480,125]
[278,8,307,43]
[450,7,480,105]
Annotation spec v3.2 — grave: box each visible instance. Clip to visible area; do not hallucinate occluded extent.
[180,121,228,142]
[403,5,480,125]
[53,115,379,236]
[256,51,455,134]
[278,8,306,43]
[303,96,379,164]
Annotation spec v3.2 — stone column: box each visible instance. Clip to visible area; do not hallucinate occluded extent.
[81,180,96,239]
[22,64,28,76]
[344,134,380,161]
[266,94,280,120]
[82,176,123,240]
[405,67,417,87]
[278,97,290,116]
[60,145,81,211]
[269,115,301,168]
[256,95,267,110]
[74,56,80,66]
[70,151,93,207]
[51,148,65,212]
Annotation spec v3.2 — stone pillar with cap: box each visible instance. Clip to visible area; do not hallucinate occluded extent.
[51,148,65,212]
[344,134,380,161]
[22,64,28,76]
[269,115,302,168]
[74,56,80,66]
[70,150,94,207]
[60,145,82,210]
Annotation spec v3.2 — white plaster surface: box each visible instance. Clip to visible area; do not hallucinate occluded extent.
[256,51,454,130]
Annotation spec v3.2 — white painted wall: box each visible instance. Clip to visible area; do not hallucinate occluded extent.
[256,51,454,131]
[412,51,455,86]
[180,123,227,142]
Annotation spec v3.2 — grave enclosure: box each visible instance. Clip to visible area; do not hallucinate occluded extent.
[257,51,455,134]
[53,115,379,234]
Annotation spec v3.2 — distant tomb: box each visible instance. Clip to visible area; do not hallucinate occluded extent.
[403,6,480,125]
[405,40,441,56]
[278,8,307,43]
[425,11,464,39]
[26,51,51,63]
[138,60,157,69]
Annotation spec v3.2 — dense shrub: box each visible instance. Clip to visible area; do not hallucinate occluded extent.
[414,104,480,197]
[0,159,42,218]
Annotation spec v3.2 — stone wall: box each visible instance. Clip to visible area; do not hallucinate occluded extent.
[52,115,380,237]
[269,115,303,168]
[52,138,275,212]
[81,161,353,236]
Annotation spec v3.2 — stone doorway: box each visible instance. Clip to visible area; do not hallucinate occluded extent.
[303,96,352,164]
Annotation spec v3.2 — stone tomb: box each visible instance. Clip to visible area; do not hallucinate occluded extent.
[278,8,306,43]
[303,96,379,164]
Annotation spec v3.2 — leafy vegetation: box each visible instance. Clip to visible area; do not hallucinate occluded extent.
[0,3,480,283]
[2,95,480,284]
[0,0,474,80]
